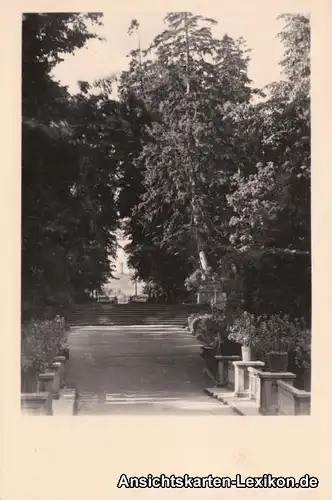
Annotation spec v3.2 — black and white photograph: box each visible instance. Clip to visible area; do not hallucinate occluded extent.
[21,5,311,417]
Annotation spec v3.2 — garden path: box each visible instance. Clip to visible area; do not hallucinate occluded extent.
[67,325,237,415]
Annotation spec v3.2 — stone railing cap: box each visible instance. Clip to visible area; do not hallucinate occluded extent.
[54,356,66,362]
[21,392,48,401]
[255,371,296,379]
[248,366,261,373]
[38,372,54,380]
[215,355,241,360]
[277,379,311,398]
[233,360,265,367]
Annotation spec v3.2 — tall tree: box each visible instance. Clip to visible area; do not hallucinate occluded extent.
[226,13,310,319]
[22,14,126,318]
[119,12,256,291]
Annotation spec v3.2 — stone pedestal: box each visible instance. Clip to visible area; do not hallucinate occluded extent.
[53,356,67,388]
[197,281,226,310]
[255,370,296,415]
[37,372,54,413]
[233,361,265,397]
[51,362,62,399]
[294,392,311,415]
[37,372,54,392]
[21,393,53,415]
[215,355,241,387]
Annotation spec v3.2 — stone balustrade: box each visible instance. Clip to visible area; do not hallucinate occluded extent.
[21,392,53,415]
[233,360,265,397]
[254,370,297,415]
[21,350,73,415]
[277,380,311,415]
[207,357,311,416]
[236,363,311,415]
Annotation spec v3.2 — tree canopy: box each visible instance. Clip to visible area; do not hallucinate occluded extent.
[118,12,310,316]
[22,13,137,318]
[22,12,311,319]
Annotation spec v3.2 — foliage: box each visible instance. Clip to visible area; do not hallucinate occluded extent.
[22,13,137,318]
[227,311,260,347]
[119,12,257,293]
[191,313,226,346]
[255,314,307,354]
[22,12,311,328]
[125,222,194,302]
[228,310,310,368]
[240,253,310,321]
[224,13,310,319]
[118,12,311,321]
[21,316,67,373]
[188,313,201,332]
[185,267,221,292]
[293,326,311,370]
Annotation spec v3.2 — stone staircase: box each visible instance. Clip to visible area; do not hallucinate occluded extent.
[74,390,237,415]
[67,303,210,327]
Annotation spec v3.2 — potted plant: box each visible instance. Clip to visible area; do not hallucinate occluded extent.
[257,314,299,372]
[227,311,258,362]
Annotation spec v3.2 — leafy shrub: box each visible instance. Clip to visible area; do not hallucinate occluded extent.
[227,311,311,370]
[293,325,311,370]
[188,313,201,333]
[191,313,226,346]
[21,315,67,375]
[227,311,259,347]
[255,314,307,355]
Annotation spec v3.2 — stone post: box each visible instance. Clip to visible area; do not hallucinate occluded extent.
[294,392,311,415]
[51,362,62,399]
[255,370,296,415]
[233,361,265,397]
[53,355,67,388]
[21,393,52,415]
[38,372,54,414]
[214,355,241,387]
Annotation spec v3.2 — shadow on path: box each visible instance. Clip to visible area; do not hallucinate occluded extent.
[67,326,237,416]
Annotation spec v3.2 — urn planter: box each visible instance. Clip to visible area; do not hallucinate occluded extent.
[267,352,288,373]
[241,346,252,362]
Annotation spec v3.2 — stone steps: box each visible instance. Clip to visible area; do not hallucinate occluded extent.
[74,390,237,415]
[68,304,209,326]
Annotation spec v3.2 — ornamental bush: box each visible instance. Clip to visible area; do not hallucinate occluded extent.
[21,315,67,379]
[191,313,226,346]
[255,314,307,354]
[227,311,259,348]
[188,313,201,333]
[227,310,311,370]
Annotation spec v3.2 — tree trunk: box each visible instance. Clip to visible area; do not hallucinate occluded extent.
[184,12,209,274]
[184,12,191,95]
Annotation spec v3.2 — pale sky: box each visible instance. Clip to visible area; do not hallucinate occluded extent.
[51,1,310,275]
[52,1,310,94]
